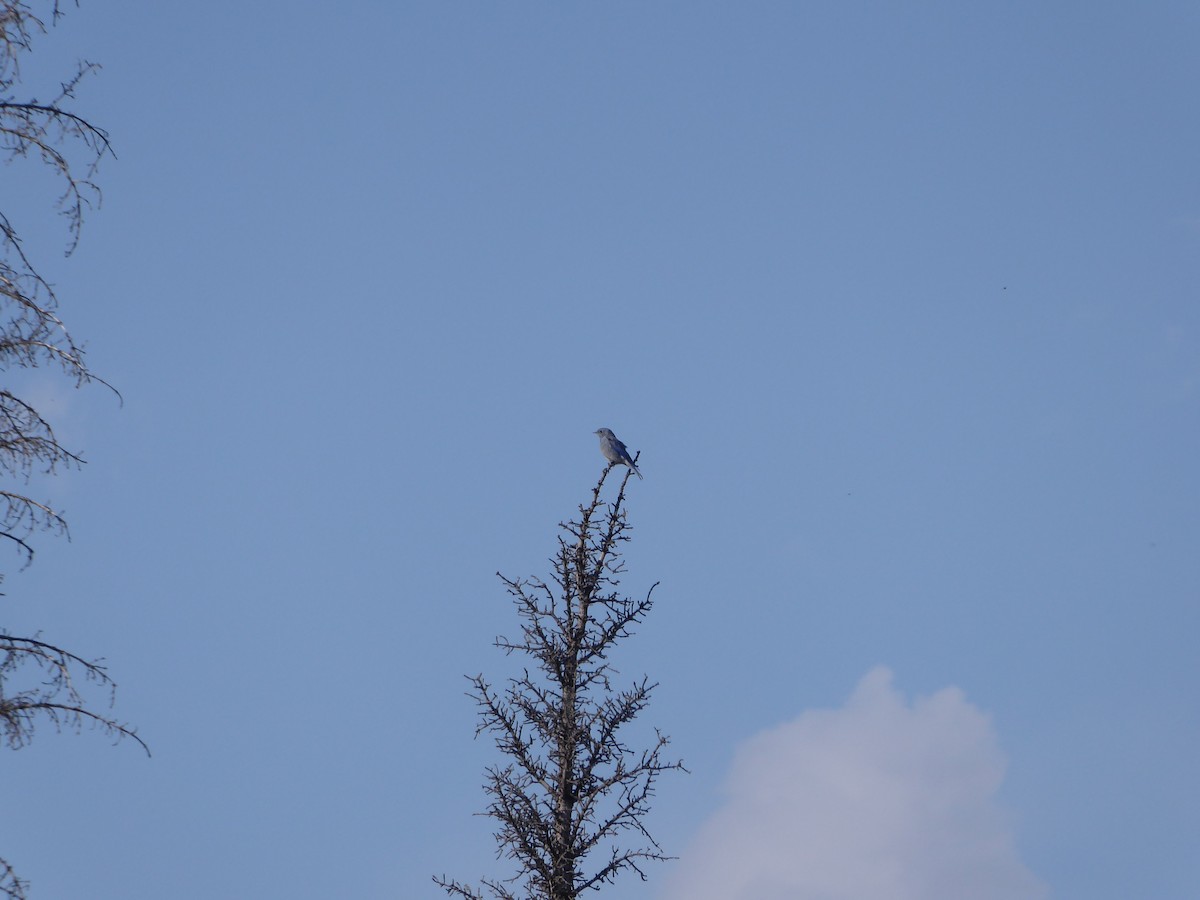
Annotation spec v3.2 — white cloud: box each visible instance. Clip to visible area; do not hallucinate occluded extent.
[662,667,1047,900]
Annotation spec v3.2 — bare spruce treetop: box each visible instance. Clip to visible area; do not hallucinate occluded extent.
[436,453,682,900]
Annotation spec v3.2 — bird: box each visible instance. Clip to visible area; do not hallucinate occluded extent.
[594,428,643,480]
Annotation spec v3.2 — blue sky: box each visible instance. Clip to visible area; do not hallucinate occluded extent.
[3,2,1198,898]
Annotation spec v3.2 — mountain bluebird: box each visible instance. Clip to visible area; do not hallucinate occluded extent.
[594,428,643,480]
